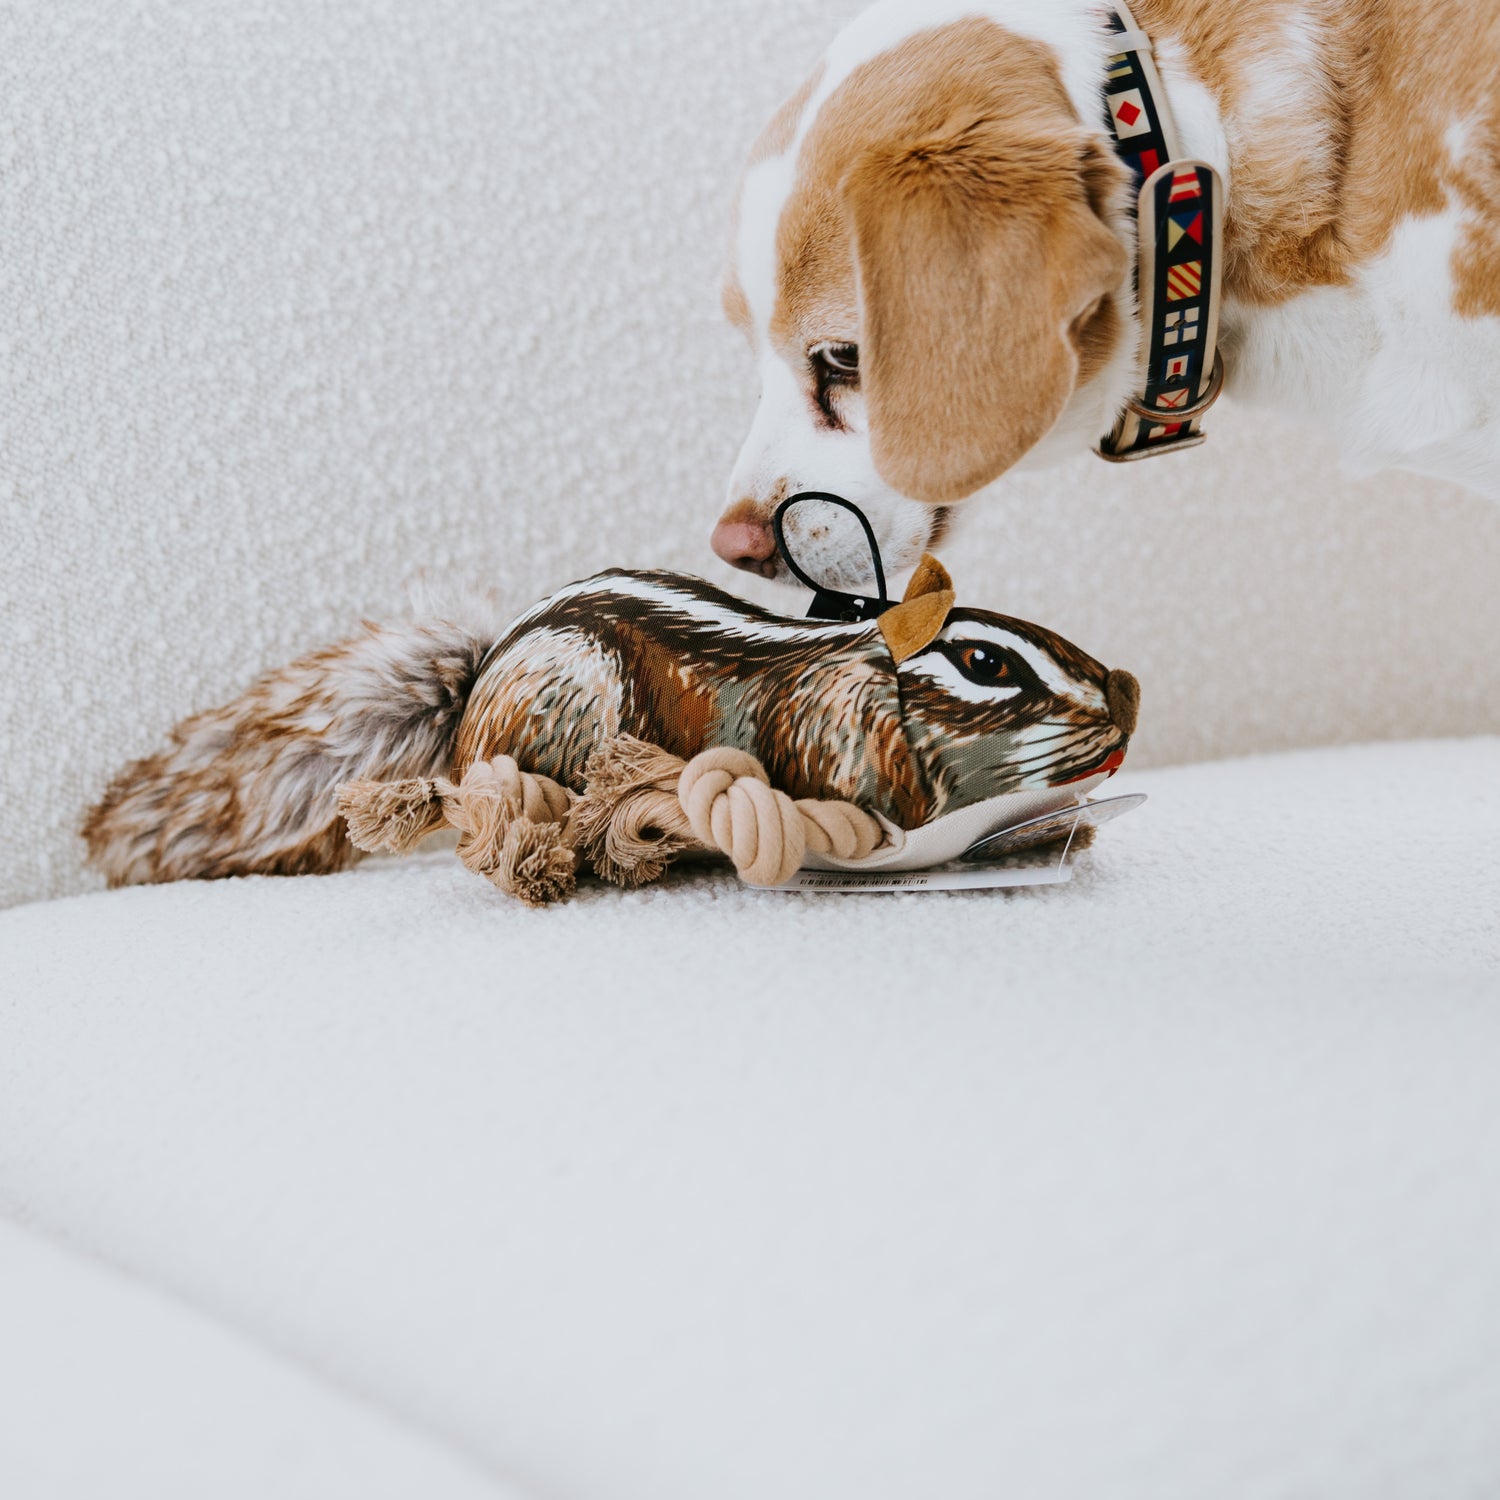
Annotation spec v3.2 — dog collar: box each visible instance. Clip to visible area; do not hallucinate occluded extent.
[1095,3,1226,462]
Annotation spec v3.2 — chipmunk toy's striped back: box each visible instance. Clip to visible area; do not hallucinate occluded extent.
[83,559,1139,888]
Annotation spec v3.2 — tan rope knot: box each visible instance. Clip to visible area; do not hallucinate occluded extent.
[342,737,887,903]
[674,746,883,886]
[432,757,574,903]
[678,748,803,886]
[340,755,575,906]
[437,756,573,847]
[796,797,885,862]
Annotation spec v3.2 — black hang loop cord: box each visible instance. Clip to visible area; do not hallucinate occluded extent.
[771,492,894,623]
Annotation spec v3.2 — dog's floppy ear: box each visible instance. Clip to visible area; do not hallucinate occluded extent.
[843,127,1128,503]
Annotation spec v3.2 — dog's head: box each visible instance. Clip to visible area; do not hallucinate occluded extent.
[714,13,1136,587]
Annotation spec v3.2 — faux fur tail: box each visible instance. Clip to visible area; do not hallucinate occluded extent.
[82,617,494,887]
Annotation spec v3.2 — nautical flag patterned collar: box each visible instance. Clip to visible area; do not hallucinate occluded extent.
[1096,3,1226,462]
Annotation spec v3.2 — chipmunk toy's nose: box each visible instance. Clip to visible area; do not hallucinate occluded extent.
[1106,669,1140,736]
[712,504,778,576]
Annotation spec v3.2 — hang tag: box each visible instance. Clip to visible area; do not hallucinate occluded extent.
[774,795,1146,894]
[959,793,1147,862]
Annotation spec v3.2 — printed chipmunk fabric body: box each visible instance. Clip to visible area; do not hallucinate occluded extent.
[453,571,933,826]
[452,571,1130,833]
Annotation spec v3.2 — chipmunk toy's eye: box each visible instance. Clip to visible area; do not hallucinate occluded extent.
[943,641,1035,690]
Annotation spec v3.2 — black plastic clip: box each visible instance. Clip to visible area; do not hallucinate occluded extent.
[771,492,895,623]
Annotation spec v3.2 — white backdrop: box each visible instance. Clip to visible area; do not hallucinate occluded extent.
[4,0,1498,907]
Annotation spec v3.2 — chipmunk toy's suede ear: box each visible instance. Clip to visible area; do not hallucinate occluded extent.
[879,554,955,665]
[902,554,952,602]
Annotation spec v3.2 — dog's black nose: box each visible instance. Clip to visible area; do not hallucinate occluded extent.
[1106,669,1140,736]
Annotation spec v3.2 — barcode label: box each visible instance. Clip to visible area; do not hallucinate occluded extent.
[774,862,1073,894]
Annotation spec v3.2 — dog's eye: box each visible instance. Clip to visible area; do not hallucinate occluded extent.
[810,341,859,381]
[945,641,1030,688]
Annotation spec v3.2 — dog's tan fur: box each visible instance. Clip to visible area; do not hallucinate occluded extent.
[724,66,830,336]
[771,19,1130,503]
[1132,0,1500,310]
[716,0,1500,580]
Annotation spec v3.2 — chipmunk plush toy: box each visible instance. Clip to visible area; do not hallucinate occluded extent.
[83,552,1140,905]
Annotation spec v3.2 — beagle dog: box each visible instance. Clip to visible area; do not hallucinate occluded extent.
[712,0,1500,586]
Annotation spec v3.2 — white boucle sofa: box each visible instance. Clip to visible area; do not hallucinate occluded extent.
[3,3,1499,1496]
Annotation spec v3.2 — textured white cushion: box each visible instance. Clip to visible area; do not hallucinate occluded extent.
[0,1219,517,1499]
[5,0,1500,907]
[4,742,1497,1500]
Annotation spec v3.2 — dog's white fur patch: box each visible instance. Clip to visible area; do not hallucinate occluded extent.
[1147,35,1230,179]
[1227,207,1500,495]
